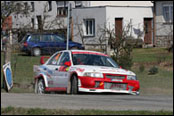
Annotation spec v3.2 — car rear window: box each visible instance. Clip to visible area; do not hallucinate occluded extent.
[29,35,40,42]
[21,35,30,43]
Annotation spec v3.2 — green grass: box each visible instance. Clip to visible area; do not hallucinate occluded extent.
[132,47,173,63]
[132,67,173,95]
[132,47,173,95]
[1,52,42,93]
[1,106,173,115]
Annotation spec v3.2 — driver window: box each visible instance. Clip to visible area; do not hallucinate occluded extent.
[58,52,70,66]
[47,52,62,65]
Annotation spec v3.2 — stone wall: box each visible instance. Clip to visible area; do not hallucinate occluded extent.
[156,36,173,47]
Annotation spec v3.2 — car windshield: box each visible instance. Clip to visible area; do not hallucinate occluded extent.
[72,53,119,68]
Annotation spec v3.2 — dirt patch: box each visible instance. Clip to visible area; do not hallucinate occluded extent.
[13,82,34,89]
[133,61,173,71]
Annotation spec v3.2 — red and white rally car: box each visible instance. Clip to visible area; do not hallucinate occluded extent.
[34,50,140,95]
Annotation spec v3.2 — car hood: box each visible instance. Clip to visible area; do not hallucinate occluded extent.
[70,65,135,76]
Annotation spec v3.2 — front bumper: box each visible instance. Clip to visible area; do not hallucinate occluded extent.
[78,76,140,95]
[79,87,140,95]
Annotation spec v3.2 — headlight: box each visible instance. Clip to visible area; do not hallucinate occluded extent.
[83,72,103,78]
[127,75,137,80]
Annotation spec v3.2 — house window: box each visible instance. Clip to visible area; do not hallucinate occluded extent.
[31,18,34,28]
[163,4,173,23]
[48,1,52,11]
[57,8,67,16]
[24,2,28,10]
[84,19,95,36]
[31,2,34,12]
[75,1,82,7]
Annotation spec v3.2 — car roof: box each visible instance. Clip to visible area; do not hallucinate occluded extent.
[61,50,108,56]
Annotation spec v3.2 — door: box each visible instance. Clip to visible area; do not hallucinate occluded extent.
[144,18,152,44]
[51,35,66,52]
[40,35,53,54]
[46,52,63,87]
[115,18,123,40]
[48,52,70,88]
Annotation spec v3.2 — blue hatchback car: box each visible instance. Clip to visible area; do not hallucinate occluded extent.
[20,33,84,56]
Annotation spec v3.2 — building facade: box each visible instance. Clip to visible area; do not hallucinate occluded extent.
[72,3,153,50]
[154,1,173,47]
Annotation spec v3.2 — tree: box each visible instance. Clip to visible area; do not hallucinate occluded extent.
[98,21,144,69]
[1,1,30,91]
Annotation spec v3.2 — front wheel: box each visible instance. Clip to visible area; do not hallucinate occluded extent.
[71,75,78,94]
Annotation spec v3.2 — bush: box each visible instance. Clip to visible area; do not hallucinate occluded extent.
[111,53,133,70]
[139,64,145,72]
[148,66,158,75]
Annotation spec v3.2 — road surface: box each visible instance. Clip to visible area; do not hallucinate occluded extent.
[1,93,173,111]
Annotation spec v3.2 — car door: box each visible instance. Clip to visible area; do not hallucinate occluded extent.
[45,52,62,87]
[52,35,66,51]
[46,51,70,88]
[54,51,71,87]
[40,34,53,54]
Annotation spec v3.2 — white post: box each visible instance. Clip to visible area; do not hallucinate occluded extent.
[66,3,71,50]
[9,30,12,45]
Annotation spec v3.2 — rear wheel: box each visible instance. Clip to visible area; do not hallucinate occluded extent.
[35,79,46,94]
[32,48,41,56]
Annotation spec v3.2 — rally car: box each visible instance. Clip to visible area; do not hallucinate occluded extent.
[33,50,140,95]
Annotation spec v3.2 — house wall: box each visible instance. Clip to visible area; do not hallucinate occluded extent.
[72,7,106,46]
[89,1,153,7]
[155,1,173,47]
[106,6,153,41]
[12,1,63,30]
[72,6,153,48]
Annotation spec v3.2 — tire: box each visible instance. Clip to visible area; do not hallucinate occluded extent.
[35,79,46,94]
[71,75,78,94]
[32,48,41,56]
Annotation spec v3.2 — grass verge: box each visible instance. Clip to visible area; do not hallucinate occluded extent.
[1,106,173,115]
[1,47,173,95]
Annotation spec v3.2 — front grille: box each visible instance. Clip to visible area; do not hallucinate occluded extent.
[105,75,125,79]
[104,82,127,90]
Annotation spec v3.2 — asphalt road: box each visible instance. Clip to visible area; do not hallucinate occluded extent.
[1,93,173,111]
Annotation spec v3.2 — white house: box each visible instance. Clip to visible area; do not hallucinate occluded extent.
[72,3,153,50]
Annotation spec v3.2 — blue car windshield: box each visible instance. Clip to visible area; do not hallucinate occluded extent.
[72,54,119,68]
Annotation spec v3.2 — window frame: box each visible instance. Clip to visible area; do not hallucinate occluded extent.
[83,19,95,37]
[58,52,70,66]
[31,2,35,12]
[47,52,62,66]
[163,4,173,23]
[48,1,52,11]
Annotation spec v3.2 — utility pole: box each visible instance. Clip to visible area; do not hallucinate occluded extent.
[66,3,72,50]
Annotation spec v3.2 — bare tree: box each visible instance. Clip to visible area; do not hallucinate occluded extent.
[1,1,30,91]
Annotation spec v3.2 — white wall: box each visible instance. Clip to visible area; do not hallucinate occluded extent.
[89,1,153,7]
[12,1,62,30]
[72,6,153,44]
[106,6,153,40]
[72,7,106,44]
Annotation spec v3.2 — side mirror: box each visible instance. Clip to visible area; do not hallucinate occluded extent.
[64,61,71,67]
[40,56,50,64]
